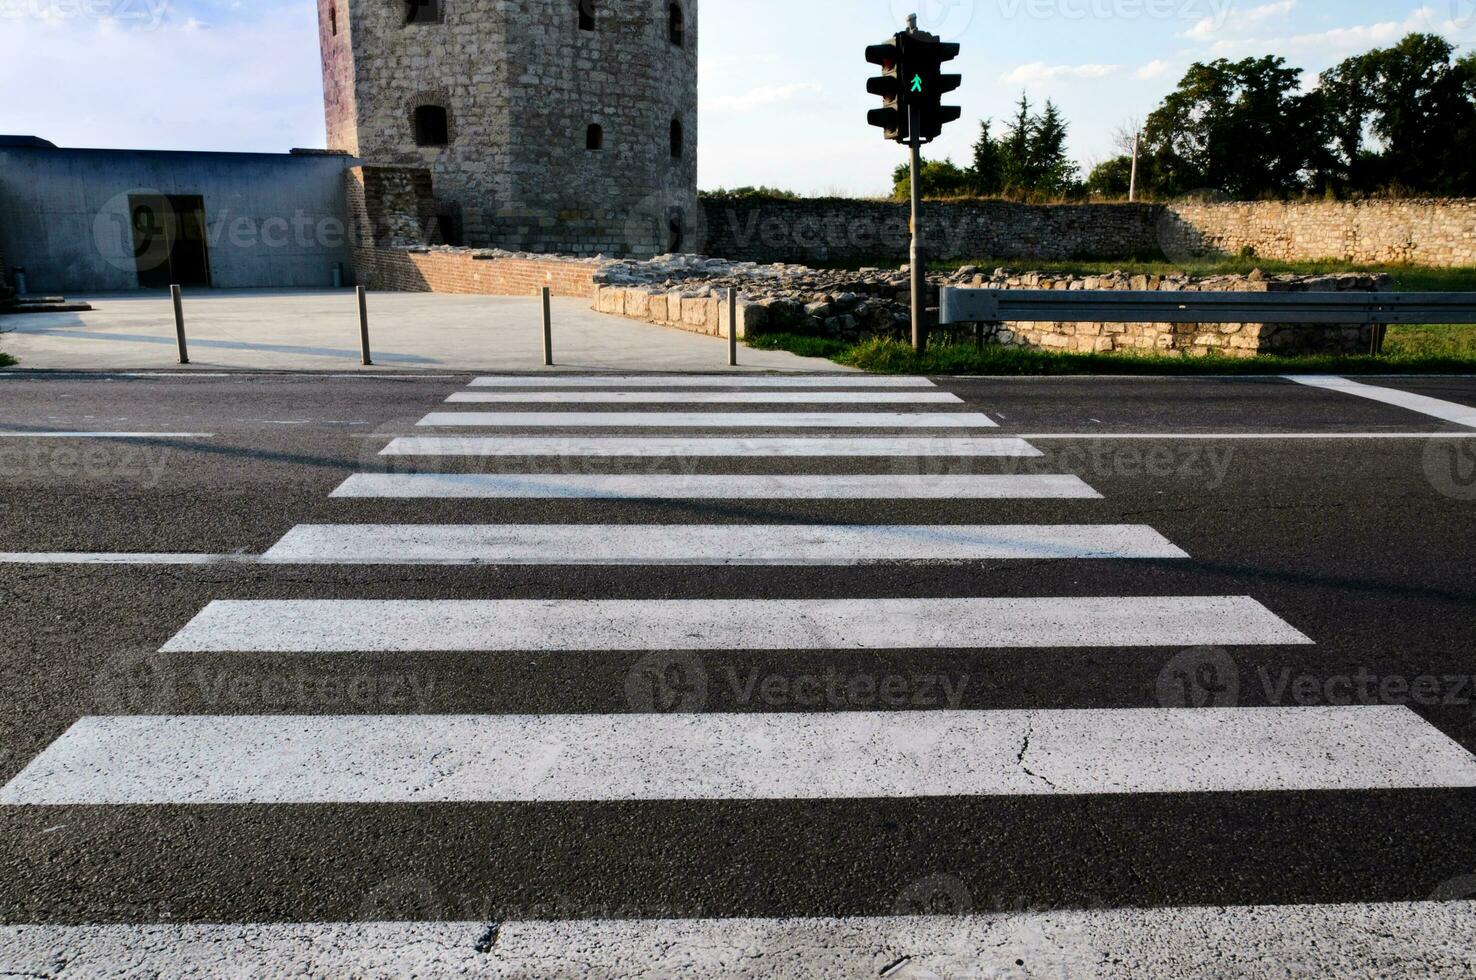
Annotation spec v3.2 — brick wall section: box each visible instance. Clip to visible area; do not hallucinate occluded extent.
[356,247,601,299]
[701,197,1476,268]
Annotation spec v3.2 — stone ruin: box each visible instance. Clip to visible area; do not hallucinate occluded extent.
[591,255,1393,358]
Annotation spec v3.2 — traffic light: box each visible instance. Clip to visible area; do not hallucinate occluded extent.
[907,37,963,141]
[865,30,962,144]
[865,35,908,142]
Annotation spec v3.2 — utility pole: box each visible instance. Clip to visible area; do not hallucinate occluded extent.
[1129,130,1141,203]
[908,99,925,355]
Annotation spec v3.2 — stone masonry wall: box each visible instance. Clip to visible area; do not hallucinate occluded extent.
[1160,199,1476,267]
[702,198,1160,265]
[701,197,1476,268]
[346,165,437,251]
[590,259,1391,358]
[323,0,699,257]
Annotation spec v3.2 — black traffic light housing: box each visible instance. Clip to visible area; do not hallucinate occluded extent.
[865,30,962,145]
[908,37,963,142]
[865,36,908,142]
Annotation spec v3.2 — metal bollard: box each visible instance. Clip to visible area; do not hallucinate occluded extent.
[728,288,738,367]
[357,286,373,366]
[170,284,189,365]
[541,287,553,367]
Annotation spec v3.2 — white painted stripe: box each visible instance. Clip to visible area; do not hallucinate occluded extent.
[0,553,241,565]
[0,373,235,380]
[261,524,1188,565]
[470,375,935,388]
[447,391,964,404]
[1290,376,1476,428]
[1019,432,1476,440]
[3,706,1465,804]
[417,412,998,429]
[381,435,1043,457]
[1,903,1472,977]
[0,432,213,439]
[159,596,1309,652]
[329,473,1099,500]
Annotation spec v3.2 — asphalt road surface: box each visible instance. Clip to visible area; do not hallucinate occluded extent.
[1,368,1475,976]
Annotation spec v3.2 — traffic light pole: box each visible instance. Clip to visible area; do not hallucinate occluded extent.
[908,103,926,356]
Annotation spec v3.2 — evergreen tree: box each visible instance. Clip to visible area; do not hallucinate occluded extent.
[999,93,1034,193]
[1029,100,1081,195]
[971,119,1003,196]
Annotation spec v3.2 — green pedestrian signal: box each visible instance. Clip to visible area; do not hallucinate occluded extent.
[911,75,923,93]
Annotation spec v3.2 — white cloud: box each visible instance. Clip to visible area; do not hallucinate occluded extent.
[701,83,824,114]
[1204,6,1476,59]
[1135,59,1172,81]
[1184,0,1296,41]
[999,62,1121,86]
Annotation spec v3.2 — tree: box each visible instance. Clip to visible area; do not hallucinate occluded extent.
[1142,56,1324,198]
[971,119,1003,196]
[892,158,977,200]
[999,93,1035,193]
[1319,33,1476,195]
[1087,156,1134,197]
[884,91,1088,200]
[1028,100,1081,195]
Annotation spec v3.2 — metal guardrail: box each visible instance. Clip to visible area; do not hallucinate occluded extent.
[938,289,1476,326]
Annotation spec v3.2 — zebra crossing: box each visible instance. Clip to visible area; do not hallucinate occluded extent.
[3,372,1475,973]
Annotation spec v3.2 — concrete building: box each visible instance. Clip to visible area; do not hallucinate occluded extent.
[318,0,700,257]
[0,139,355,294]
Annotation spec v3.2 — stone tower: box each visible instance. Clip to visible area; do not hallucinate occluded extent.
[318,0,699,257]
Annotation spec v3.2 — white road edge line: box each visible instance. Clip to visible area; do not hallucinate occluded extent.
[158,596,1310,652]
[1,903,1473,976]
[0,553,245,565]
[5,707,1470,804]
[1016,432,1476,439]
[1289,376,1476,428]
[260,524,1189,565]
[0,432,214,439]
[328,473,1100,500]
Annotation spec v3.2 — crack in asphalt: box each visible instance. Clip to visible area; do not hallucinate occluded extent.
[1015,714,1060,791]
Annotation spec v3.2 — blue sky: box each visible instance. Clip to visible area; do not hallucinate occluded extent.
[3,0,1473,196]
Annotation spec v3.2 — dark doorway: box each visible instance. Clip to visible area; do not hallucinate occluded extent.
[129,195,211,289]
